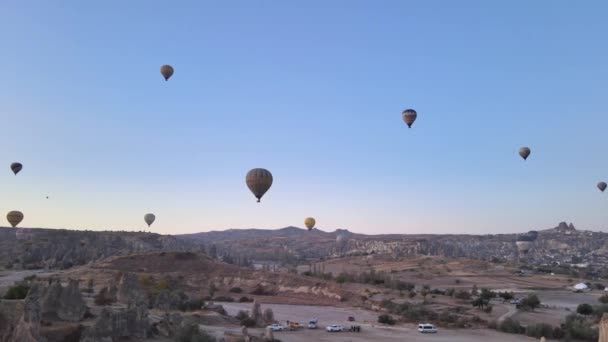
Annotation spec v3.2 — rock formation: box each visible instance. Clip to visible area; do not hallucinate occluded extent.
[11,283,45,342]
[600,313,608,342]
[41,279,87,322]
[81,304,149,341]
[117,273,147,306]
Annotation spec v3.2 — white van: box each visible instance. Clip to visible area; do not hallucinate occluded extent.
[418,323,438,333]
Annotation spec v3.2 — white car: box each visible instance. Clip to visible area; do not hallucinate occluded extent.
[418,324,438,333]
[326,324,344,332]
[267,324,285,331]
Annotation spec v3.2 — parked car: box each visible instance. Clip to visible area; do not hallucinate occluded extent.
[308,320,318,329]
[510,299,521,305]
[418,324,438,333]
[267,324,285,331]
[326,325,344,332]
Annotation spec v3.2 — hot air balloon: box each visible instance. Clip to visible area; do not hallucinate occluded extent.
[246,168,273,202]
[519,147,531,160]
[144,213,156,227]
[7,211,24,228]
[598,182,607,192]
[10,162,22,175]
[304,217,316,231]
[402,109,417,128]
[160,65,174,81]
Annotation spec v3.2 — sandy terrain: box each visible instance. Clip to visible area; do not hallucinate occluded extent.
[215,302,536,341]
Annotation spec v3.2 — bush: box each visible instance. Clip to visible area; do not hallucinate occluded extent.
[240,317,257,327]
[3,285,30,300]
[378,314,396,325]
[408,291,416,299]
[175,323,216,342]
[239,296,253,303]
[179,298,204,312]
[552,326,565,339]
[577,303,594,315]
[212,296,234,302]
[454,290,471,300]
[599,295,608,304]
[229,287,243,293]
[445,288,455,297]
[235,310,249,321]
[499,318,524,334]
[563,313,598,341]
[498,291,514,301]
[526,323,554,339]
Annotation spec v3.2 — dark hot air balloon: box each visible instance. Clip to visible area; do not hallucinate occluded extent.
[160,65,174,81]
[402,109,417,128]
[246,168,273,202]
[7,211,24,228]
[304,217,316,231]
[598,182,607,192]
[10,162,22,175]
[519,147,531,160]
[144,213,156,227]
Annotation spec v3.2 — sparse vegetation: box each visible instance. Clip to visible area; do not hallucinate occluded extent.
[519,294,540,311]
[562,313,598,341]
[239,296,253,303]
[498,318,524,334]
[229,287,242,293]
[179,298,204,311]
[235,310,249,320]
[240,317,256,327]
[378,314,396,325]
[577,303,594,315]
[3,284,30,300]
[175,323,216,342]
[599,294,608,304]
[454,290,471,300]
[525,323,555,339]
[212,296,234,302]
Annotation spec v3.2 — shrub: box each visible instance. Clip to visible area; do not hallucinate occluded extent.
[563,313,598,341]
[483,305,493,313]
[378,314,396,325]
[229,287,243,293]
[498,291,514,301]
[240,317,257,327]
[3,285,30,300]
[175,323,216,342]
[212,296,234,302]
[235,310,249,321]
[445,288,455,297]
[577,303,594,315]
[599,295,608,304]
[179,298,204,312]
[454,290,471,300]
[552,326,565,339]
[526,323,554,339]
[455,279,461,284]
[239,296,253,303]
[499,318,524,334]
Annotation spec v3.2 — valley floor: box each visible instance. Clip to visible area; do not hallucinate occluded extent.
[215,302,536,341]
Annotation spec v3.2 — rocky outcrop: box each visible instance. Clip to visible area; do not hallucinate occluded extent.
[81,304,149,341]
[41,279,87,322]
[599,313,608,342]
[11,283,45,342]
[0,300,24,342]
[0,228,181,270]
[117,273,147,306]
[153,290,186,310]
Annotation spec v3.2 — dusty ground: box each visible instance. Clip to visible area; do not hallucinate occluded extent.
[210,303,536,341]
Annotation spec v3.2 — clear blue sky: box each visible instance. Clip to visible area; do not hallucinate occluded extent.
[1,1,607,234]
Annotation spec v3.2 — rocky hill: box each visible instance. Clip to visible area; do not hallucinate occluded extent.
[180,222,608,272]
[0,227,181,270]
[2,222,608,273]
